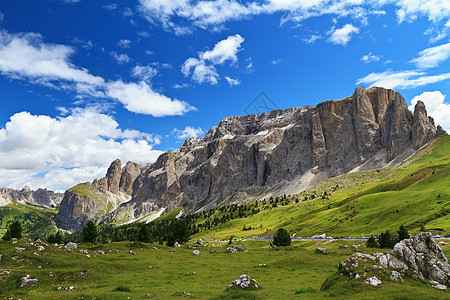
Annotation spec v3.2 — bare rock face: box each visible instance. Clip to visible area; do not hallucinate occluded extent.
[0,186,63,208]
[102,86,441,224]
[339,233,450,289]
[412,100,437,149]
[54,159,141,230]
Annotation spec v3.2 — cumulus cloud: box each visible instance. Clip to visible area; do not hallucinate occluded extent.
[0,30,194,117]
[172,126,204,140]
[357,70,450,90]
[182,34,244,84]
[131,64,158,82]
[361,52,380,63]
[409,91,450,132]
[410,43,450,69]
[106,80,195,117]
[0,108,163,190]
[225,76,240,86]
[328,24,359,45]
[111,51,131,64]
[0,31,103,85]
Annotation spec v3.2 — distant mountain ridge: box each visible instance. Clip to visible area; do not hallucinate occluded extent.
[55,86,446,230]
[0,186,63,208]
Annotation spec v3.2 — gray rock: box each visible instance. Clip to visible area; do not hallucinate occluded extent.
[97,251,105,255]
[316,247,327,254]
[365,276,382,286]
[438,242,448,246]
[430,280,447,290]
[227,245,245,253]
[192,250,200,255]
[390,271,402,281]
[108,249,118,253]
[64,242,77,251]
[342,233,450,288]
[37,246,45,251]
[339,244,350,249]
[129,250,136,255]
[227,274,259,289]
[173,242,181,248]
[20,275,38,287]
[14,247,25,253]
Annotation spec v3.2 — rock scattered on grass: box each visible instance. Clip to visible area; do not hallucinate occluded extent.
[176,290,192,297]
[430,280,447,290]
[64,242,77,251]
[192,250,200,255]
[79,249,88,254]
[339,244,350,249]
[20,275,38,287]
[14,247,25,253]
[129,250,136,255]
[315,248,327,254]
[390,271,403,281]
[109,249,118,253]
[227,274,259,289]
[173,242,181,248]
[226,245,245,253]
[97,251,105,255]
[365,276,382,286]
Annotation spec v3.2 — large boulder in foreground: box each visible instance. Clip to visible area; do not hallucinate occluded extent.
[338,232,450,289]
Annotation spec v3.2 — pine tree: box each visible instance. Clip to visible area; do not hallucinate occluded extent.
[378,231,394,248]
[9,220,22,239]
[81,221,98,243]
[366,235,378,248]
[273,228,291,246]
[397,225,409,241]
[138,224,150,243]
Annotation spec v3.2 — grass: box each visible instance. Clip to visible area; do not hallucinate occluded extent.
[0,238,449,299]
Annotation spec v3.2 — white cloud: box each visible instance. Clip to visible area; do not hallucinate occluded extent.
[182,34,244,84]
[357,70,450,89]
[117,39,131,48]
[384,0,450,23]
[245,57,254,73]
[328,24,359,45]
[172,83,190,89]
[172,126,204,140]
[0,31,104,85]
[304,34,321,44]
[0,109,163,190]
[271,59,282,65]
[410,43,450,69]
[200,34,244,64]
[123,7,134,17]
[409,91,450,132]
[111,51,131,64]
[225,76,240,86]
[361,52,380,63]
[106,80,195,117]
[132,65,158,82]
[0,30,194,117]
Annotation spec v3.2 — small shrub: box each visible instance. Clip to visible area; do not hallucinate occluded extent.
[295,287,317,294]
[273,228,291,246]
[114,286,131,292]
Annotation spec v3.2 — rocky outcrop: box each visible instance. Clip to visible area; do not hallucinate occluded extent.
[339,233,450,289]
[0,186,63,208]
[54,159,141,230]
[102,86,442,224]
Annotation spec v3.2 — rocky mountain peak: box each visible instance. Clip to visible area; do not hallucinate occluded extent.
[412,100,437,149]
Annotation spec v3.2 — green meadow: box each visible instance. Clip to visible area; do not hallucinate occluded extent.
[1,238,449,299]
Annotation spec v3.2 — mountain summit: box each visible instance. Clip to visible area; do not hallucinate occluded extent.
[55,86,445,230]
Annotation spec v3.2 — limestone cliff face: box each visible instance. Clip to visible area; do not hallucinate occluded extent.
[102,86,443,224]
[0,186,62,207]
[54,159,141,230]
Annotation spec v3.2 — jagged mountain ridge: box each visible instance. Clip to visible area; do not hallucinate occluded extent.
[56,86,445,230]
[0,186,63,208]
[54,160,141,230]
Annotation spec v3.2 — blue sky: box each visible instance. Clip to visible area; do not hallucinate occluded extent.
[0,0,450,191]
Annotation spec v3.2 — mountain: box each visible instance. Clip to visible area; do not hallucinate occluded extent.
[53,160,140,230]
[55,86,445,230]
[0,186,63,208]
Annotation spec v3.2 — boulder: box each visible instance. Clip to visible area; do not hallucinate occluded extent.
[108,249,118,253]
[14,247,25,253]
[365,276,382,286]
[173,242,181,248]
[315,247,327,254]
[227,245,245,253]
[339,244,350,249]
[227,275,259,289]
[192,250,200,255]
[64,242,78,251]
[340,233,450,289]
[20,275,38,287]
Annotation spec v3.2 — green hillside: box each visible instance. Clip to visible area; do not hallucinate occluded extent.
[0,203,58,239]
[188,135,450,240]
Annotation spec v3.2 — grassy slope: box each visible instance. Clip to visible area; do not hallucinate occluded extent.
[0,238,448,299]
[0,203,57,239]
[191,135,450,240]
